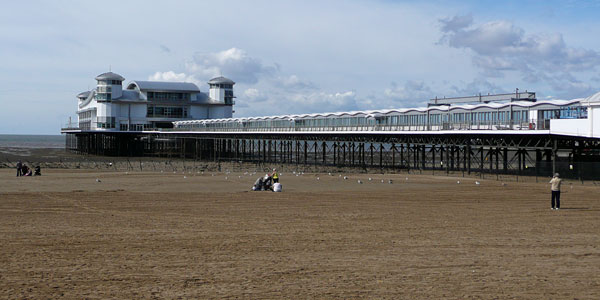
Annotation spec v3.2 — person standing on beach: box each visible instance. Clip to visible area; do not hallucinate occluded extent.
[16,161,22,177]
[272,168,279,183]
[549,173,562,210]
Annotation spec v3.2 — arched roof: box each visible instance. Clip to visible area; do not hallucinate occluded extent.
[208,76,235,85]
[583,91,600,103]
[95,72,125,81]
[77,91,91,98]
[127,81,200,92]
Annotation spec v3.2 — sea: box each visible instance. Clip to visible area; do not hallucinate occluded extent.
[0,134,65,149]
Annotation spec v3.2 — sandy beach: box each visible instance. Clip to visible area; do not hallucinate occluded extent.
[1,161,600,299]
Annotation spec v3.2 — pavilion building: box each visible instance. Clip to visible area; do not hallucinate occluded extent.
[75,71,235,131]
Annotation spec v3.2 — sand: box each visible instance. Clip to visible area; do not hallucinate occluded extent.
[1,166,599,299]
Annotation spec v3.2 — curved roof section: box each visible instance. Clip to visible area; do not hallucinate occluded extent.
[127,81,200,92]
[208,76,235,85]
[583,91,600,103]
[95,72,125,81]
[77,91,91,98]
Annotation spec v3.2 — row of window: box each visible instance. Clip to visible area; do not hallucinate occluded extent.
[96,93,112,100]
[147,92,191,101]
[78,110,96,120]
[182,107,584,130]
[539,107,588,120]
[119,124,152,131]
[97,86,112,93]
[147,106,188,118]
[97,80,122,85]
[209,84,233,89]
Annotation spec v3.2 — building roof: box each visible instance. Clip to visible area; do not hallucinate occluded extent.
[113,90,140,101]
[127,81,200,92]
[95,72,125,81]
[208,76,235,85]
[174,98,585,125]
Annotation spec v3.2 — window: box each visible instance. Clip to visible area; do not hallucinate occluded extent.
[147,92,190,101]
[147,105,188,118]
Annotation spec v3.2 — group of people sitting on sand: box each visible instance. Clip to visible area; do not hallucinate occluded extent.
[16,161,41,177]
[252,168,280,191]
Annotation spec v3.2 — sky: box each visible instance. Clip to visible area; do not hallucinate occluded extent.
[1,0,600,134]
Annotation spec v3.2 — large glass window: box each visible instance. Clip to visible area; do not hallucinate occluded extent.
[147,105,188,118]
[147,92,190,101]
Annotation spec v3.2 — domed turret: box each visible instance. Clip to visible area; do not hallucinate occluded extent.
[95,71,124,100]
[208,76,235,104]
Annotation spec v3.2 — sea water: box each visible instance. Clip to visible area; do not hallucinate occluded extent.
[0,134,65,148]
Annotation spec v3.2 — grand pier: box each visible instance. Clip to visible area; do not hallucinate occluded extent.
[62,90,600,180]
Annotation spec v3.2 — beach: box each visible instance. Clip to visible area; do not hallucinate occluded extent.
[1,164,599,299]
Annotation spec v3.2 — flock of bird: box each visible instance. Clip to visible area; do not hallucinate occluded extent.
[95,168,512,187]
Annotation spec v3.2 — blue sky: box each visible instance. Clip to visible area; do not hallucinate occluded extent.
[1,0,599,134]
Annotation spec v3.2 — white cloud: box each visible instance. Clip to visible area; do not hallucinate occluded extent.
[439,15,600,97]
[148,71,201,87]
[383,81,432,107]
[185,48,277,84]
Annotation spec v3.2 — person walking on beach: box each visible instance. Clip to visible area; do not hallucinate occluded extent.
[549,173,562,210]
[16,161,22,177]
[272,168,279,183]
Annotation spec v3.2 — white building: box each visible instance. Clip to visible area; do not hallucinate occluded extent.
[75,72,235,131]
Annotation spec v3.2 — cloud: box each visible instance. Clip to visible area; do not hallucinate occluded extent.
[439,15,600,97]
[185,48,278,84]
[241,90,359,117]
[383,80,432,107]
[159,45,171,53]
[449,78,505,96]
[148,71,201,86]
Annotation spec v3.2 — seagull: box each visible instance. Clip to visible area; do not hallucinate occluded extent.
[388,180,393,184]
[358,180,363,184]
[343,176,348,180]
[405,177,408,181]
[501,182,507,186]
[184,176,187,179]
[316,177,320,180]
[381,179,384,183]
[96,178,101,182]
[368,177,372,181]
[457,181,460,184]
[475,181,481,185]
[328,172,332,176]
